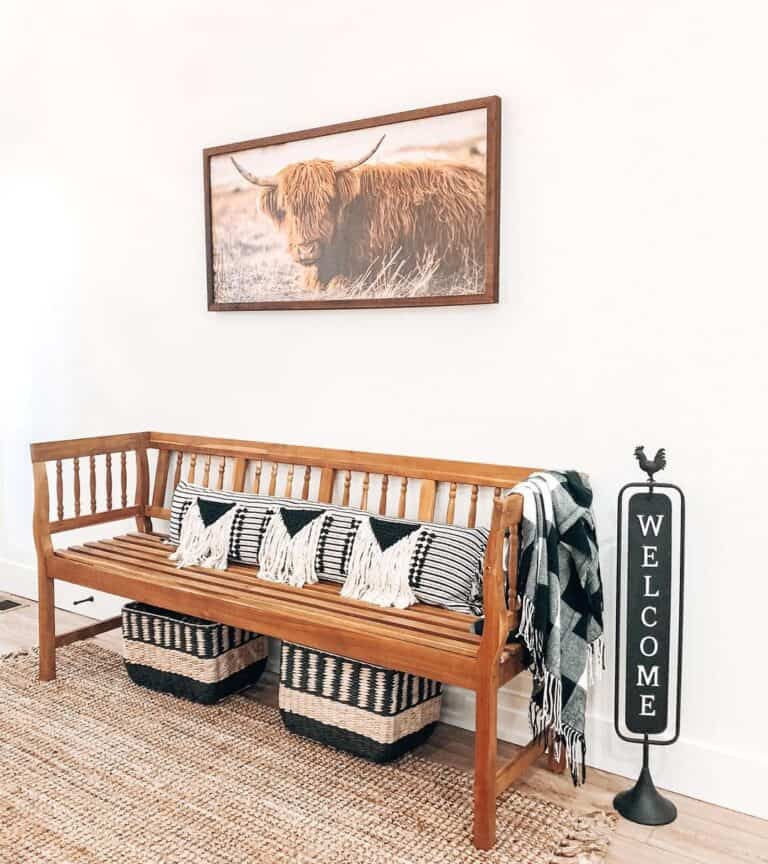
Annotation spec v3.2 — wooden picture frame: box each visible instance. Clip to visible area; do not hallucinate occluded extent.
[204,96,501,311]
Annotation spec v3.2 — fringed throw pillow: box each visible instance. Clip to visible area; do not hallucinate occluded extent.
[169,497,240,570]
[260,507,327,586]
[342,516,421,608]
[341,514,488,613]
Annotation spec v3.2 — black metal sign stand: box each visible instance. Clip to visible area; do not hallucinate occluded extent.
[613,447,685,825]
[614,734,677,824]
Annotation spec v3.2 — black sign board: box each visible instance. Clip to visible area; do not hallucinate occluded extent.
[625,492,672,735]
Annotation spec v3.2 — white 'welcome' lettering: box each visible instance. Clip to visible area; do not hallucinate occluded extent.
[637,513,664,537]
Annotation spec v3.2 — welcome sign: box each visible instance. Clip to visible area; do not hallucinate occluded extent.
[625,492,672,734]
[613,458,684,825]
[615,481,684,747]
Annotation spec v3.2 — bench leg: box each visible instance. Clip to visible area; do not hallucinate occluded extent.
[473,681,498,849]
[37,570,56,681]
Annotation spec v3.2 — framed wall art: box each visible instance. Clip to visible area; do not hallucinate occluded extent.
[204,96,500,311]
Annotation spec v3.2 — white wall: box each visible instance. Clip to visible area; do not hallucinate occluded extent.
[2,0,767,819]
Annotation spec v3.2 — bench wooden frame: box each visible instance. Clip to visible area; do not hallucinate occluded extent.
[30,431,564,849]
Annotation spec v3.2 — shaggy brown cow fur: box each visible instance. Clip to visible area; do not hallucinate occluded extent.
[235,154,486,293]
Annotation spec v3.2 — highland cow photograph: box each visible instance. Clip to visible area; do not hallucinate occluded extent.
[204,97,500,310]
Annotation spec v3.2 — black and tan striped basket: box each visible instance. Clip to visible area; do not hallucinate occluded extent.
[278,642,442,763]
[122,602,268,705]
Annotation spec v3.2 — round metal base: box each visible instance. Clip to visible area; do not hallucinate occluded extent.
[614,765,677,826]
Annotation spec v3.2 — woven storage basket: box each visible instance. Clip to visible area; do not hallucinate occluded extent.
[122,602,268,705]
[279,642,442,763]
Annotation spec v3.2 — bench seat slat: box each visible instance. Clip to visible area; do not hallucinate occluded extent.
[117,534,477,628]
[107,539,479,638]
[121,533,481,627]
[53,545,487,659]
[50,551,478,687]
[76,538,481,645]
[55,549,478,659]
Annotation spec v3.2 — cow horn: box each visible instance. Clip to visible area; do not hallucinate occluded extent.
[230,156,279,188]
[333,134,386,174]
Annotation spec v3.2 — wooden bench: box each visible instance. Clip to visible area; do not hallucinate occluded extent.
[30,431,564,849]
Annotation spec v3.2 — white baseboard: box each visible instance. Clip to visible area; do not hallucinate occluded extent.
[2,557,765,820]
[1,558,37,602]
[0,557,125,620]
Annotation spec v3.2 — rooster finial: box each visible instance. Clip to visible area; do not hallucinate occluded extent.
[634,445,667,483]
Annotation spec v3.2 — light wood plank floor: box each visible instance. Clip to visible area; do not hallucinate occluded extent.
[1,593,766,864]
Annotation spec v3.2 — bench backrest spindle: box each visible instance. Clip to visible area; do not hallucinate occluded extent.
[398,477,408,518]
[89,456,97,514]
[379,475,389,515]
[105,453,113,510]
[55,460,64,521]
[173,452,184,488]
[318,467,334,504]
[73,457,81,517]
[232,458,247,493]
[446,482,458,525]
[120,452,128,508]
[202,454,212,487]
[468,484,479,528]
[418,479,437,521]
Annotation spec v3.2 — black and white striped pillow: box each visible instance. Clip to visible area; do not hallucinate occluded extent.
[408,521,488,615]
[167,482,488,615]
[314,509,363,583]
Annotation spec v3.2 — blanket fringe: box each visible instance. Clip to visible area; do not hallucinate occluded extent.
[518,594,544,674]
[259,511,324,587]
[529,669,590,785]
[342,519,418,609]
[586,635,606,686]
[169,502,238,570]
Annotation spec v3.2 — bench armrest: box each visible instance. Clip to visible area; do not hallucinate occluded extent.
[478,493,524,663]
[31,433,152,555]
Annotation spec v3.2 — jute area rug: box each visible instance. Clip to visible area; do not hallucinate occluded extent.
[0,643,616,864]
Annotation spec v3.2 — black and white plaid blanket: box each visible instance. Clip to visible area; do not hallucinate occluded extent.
[514,470,604,785]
